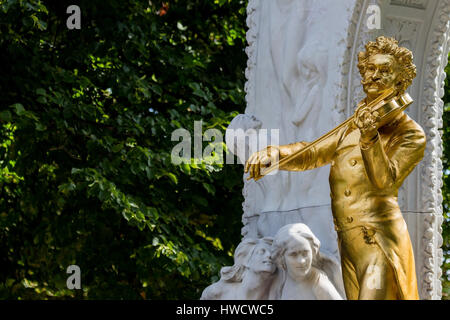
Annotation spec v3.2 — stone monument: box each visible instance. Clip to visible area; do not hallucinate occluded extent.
[207,0,450,300]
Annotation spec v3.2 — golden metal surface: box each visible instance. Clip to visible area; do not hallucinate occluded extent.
[245,36,423,300]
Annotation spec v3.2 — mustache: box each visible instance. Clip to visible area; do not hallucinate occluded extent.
[361,78,387,85]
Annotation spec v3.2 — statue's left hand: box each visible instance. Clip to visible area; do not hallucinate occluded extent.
[245,146,280,180]
[354,106,380,145]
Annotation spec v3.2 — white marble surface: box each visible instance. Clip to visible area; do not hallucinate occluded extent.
[201,225,344,300]
[213,0,450,300]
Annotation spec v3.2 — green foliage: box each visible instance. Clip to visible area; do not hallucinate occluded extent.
[0,0,248,299]
[1,0,448,301]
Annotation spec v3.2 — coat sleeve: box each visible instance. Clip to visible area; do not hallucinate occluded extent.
[277,124,348,172]
[360,119,426,189]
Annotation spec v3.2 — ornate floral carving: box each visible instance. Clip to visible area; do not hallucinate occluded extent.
[390,0,427,10]
[384,17,421,50]
[241,0,261,236]
[419,0,450,299]
[244,0,259,115]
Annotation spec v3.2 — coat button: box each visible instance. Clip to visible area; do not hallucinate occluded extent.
[344,189,351,197]
[350,160,357,166]
[346,216,353,223]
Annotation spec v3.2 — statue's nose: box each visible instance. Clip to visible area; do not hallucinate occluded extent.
[372,69,381,80]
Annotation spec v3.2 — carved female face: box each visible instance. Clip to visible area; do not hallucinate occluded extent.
[284,236,313,280]
[362,53,400,99]
[247,242,276,274]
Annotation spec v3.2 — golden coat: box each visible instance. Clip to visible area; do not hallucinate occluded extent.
[278,112,425,299]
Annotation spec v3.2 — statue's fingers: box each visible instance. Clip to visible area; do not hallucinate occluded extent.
[250,154,257,178]
[354,115,363,128]
[247,163,253,178]
[270,150,280,167]
[248,158,258,177]
[260,156,271,167]
[362,118,370,129]
[353,114,361,128]
[366,113,375,125]
[371,120,377,130]
[248,165,254,178]
[359,107,369,117]
[256,154,262,178]
[245,153,257,172]
[255,154,262,178]
[372,111,380,121]
[261,156,275,168]
[361,116,369,128]
[358,110,369,126]
[251,159,257,178]
[244,156,251,173]
[255,161,261,179]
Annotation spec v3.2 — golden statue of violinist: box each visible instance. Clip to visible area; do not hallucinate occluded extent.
[245,36,424,300]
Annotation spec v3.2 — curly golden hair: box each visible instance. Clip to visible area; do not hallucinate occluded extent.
[357,36,416,94]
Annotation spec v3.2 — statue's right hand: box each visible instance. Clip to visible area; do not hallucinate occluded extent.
[244,146,280,180]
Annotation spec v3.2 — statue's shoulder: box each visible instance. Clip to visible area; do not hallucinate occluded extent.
[386,114,426,148]
[403,114,424,130]
[314,269,344,300]
[400,114,426,143]
[200,280,232,300]
[316,269,331,284]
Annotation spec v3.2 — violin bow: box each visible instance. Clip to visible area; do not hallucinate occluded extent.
[248,88,395,182]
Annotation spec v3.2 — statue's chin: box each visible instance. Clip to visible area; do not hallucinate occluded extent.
[364,89,391,101]
[365,87,381,96]
[254,268,276,276]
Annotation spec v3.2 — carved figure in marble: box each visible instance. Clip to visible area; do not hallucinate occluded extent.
[200,238,276,300]
[269,223,344,300]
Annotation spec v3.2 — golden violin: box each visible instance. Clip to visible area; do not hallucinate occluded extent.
[249,88,413,181]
